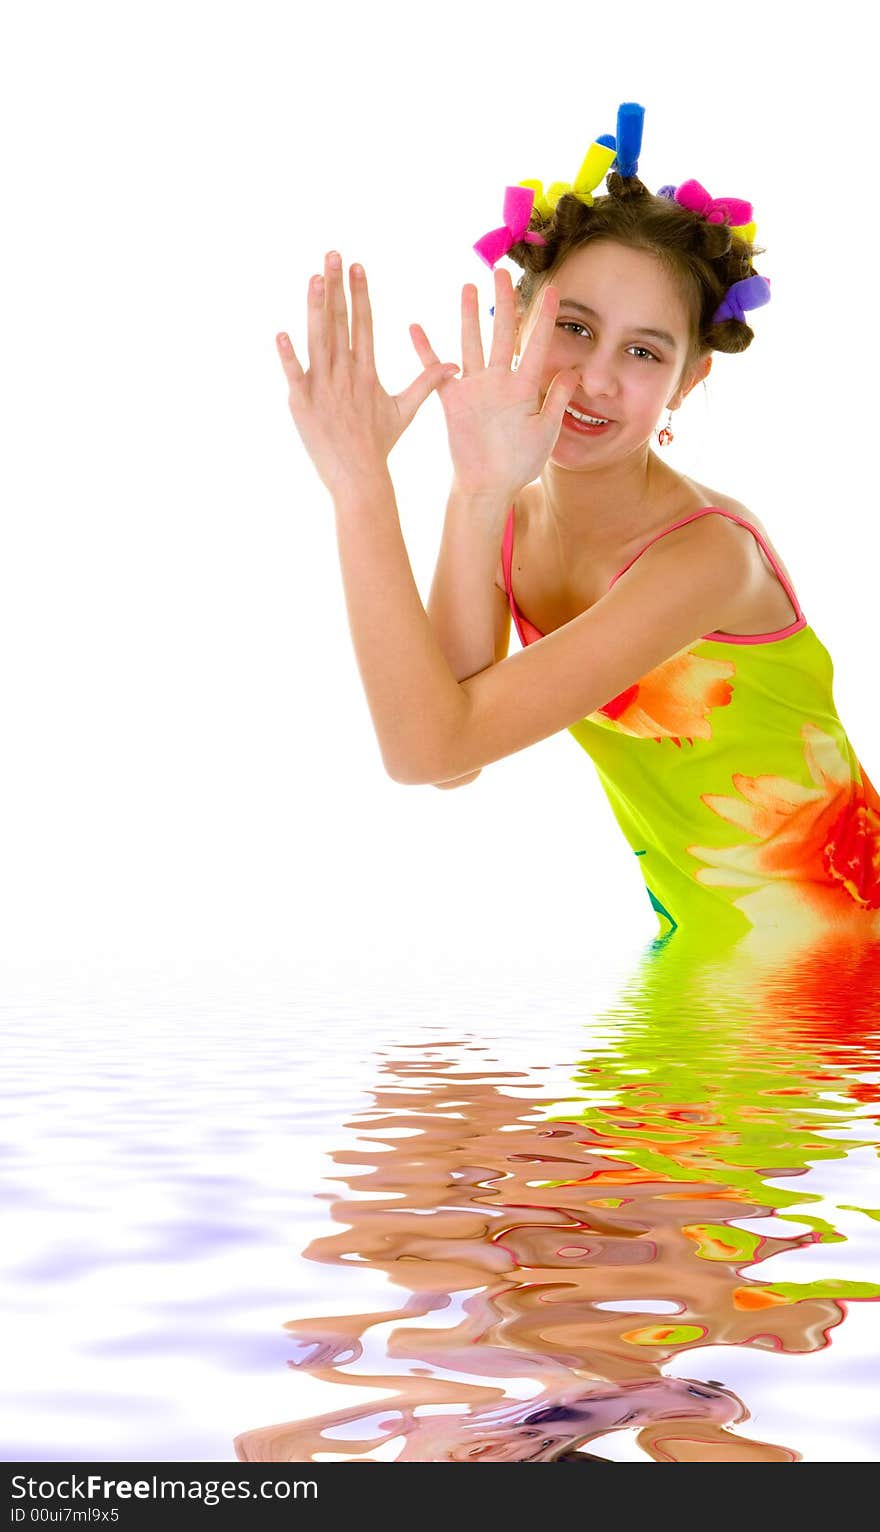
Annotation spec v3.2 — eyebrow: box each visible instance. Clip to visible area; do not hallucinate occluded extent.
[558,300,678,350]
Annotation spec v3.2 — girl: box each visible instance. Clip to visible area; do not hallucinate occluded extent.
[275,102,880,950]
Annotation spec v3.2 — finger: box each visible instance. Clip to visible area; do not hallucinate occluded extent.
[409,320,440,369]
[517,281,559,387]
[396,363,460,432]
[487,266,515,371]
[409,323,460,393]
[542,364,581,433]
[461,282,486,377]
[350,262,376,374]
[276,331,306,389]
[306,272,329,378]
[324,250,350,365]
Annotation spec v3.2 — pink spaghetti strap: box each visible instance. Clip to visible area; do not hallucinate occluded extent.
[501,504,514,595]
[608,506,806,644]
[503,502,806,646]
[502,505,544,647]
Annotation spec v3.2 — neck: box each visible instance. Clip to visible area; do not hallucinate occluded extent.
[538,444,680,570]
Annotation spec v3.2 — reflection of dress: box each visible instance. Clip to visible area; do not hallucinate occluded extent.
[502,505,880,943]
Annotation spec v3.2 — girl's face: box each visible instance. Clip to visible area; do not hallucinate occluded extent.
[515,239,701,461]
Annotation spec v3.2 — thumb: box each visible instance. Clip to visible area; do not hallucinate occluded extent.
[397,363,460,425]
[543,367,582,428]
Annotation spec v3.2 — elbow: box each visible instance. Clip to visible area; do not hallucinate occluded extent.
[432,769,482,789]
[381,750,428,786]
[385,710,474,787]
[385,745,466,788]
[386,758,482,788]
[385,759,439,787]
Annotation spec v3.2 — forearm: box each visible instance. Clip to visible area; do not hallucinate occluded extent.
[332,466,468,784]
[427,479,511,680]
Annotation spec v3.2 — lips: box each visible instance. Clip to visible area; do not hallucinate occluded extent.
[568,404,615,422]
[562,408,613,435]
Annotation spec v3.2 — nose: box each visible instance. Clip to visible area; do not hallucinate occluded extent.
[571,348,619,404]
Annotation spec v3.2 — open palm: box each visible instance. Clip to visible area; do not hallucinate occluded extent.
[276,252,460,500]
[410,266,582,501]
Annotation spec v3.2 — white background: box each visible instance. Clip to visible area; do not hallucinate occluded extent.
[2,0,877,980]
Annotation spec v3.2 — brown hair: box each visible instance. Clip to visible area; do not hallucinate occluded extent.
[510,171,768,389]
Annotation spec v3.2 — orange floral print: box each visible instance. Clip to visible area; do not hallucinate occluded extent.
[592,648,736,744]
[688,723,880,934]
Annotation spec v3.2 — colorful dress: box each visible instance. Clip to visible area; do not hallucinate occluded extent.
[501,504,880,945]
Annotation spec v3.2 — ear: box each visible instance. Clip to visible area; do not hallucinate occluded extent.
[672,352,712,408]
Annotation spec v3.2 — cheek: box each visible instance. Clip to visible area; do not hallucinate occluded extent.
[543,335,571,366]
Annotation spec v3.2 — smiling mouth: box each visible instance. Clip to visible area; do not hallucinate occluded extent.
[562,407,614,432]
[566,407,613,424]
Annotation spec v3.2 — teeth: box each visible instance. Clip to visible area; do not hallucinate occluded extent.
[566,407,609,424]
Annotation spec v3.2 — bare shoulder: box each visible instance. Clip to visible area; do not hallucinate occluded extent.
[682,477,771,540]
[673,478,802,632]
[646,482,757,566]
[668,474,784,572]
[682,477,796,573]
[635,502,756,609]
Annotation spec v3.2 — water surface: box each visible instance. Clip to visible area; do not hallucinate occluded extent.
[2,935,879,1463]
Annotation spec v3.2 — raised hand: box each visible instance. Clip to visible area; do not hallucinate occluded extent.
[409,266,582,501]
[276,251,460,499]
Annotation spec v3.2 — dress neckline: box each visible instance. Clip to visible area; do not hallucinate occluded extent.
[502,503,808,647]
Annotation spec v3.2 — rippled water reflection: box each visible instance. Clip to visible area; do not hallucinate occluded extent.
[3,931,880,1463]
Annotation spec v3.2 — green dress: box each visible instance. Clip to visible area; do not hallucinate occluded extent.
[502,504,880,946]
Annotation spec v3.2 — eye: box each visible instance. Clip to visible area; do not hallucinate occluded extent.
[558,320,591,338]
[556,321,659,362]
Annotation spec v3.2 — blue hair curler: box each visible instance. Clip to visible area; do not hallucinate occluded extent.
[612,102,645,179]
